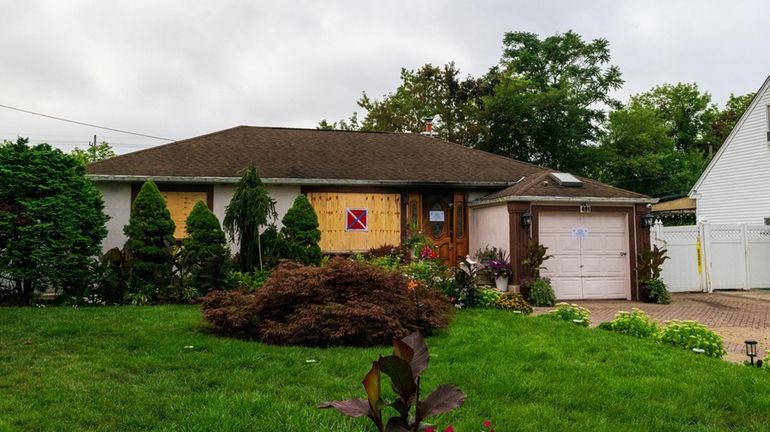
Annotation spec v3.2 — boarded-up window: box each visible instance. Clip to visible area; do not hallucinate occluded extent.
[308,192,401,252]
[161,191,209,239]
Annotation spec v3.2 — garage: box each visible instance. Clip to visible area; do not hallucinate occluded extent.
[538,211,630,300]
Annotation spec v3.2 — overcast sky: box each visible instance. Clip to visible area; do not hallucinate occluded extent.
[2,0,769,154]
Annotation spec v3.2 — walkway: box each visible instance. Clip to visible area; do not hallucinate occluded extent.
[533,291,770,362]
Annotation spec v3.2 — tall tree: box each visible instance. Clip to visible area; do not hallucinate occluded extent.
[320,63,490,147]
[223,167,277,272]
[597,104,706,197]
[709,92,755,152]
[70,140,116,164]
[0,138,107,303]
[480,30,623,173]
[123,180,175,301]
[629,83,718,154]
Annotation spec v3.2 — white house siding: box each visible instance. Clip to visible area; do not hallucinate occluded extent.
[469,204,510,257]
[96,182,133,251]
[213,184,300,230]
[692,78,770,224]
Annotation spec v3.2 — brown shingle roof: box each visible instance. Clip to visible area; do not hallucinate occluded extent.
[87,126,543,185]
[86,126,651,201]
[479,171,651,202]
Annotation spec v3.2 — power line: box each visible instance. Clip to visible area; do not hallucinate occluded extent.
[0,103,176,141]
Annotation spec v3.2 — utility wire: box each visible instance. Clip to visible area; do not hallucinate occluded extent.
[0,103,176,141]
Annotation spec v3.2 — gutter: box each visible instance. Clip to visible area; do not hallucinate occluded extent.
[86,174,516,188]
[468,195,658,207]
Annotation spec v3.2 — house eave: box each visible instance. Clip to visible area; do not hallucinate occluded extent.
[468,195,658,207]
[86,174,515,188]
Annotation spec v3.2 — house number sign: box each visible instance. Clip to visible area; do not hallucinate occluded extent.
[571,227,589,239]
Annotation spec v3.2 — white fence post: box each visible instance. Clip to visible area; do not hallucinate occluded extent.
[741,224,750,290]
[700,222,713,293]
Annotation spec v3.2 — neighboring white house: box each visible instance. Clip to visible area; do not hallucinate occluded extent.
[690,75,770,224]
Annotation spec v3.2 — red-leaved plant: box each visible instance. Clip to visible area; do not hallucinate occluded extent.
[318,332,466,431]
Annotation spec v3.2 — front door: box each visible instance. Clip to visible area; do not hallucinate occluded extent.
[423,194,453,264]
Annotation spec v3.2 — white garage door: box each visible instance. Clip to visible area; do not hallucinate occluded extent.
[539,212,630,300]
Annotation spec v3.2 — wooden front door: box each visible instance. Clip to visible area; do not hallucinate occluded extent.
[423,194,453,263]
[409,191,468,266]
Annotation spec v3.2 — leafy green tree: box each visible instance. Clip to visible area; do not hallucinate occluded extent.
[317,113,362,131]
[321,63,490,147]
[70,141,116,164]
[709,92,755,151]
[281,195,322,265]
[630,83,718,154]
[182,201,231,293]
[0,138,107,303]
[597,101,707,197]
[223,167,277,272]
[123,180,175,301]
[480,30,623,173]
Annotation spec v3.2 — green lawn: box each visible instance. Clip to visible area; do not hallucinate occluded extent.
[1,306,770,432]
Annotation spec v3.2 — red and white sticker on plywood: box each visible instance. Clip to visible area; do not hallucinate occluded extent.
[345,208,368,232]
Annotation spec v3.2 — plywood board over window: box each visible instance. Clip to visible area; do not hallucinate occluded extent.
[162,191,208,239]
[308,192,401,252]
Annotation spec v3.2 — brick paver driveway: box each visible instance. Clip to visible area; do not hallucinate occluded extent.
[533,291,770,362]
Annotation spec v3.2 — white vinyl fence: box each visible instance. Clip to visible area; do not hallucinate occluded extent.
[651,222,770,292]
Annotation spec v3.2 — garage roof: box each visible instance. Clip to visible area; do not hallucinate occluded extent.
[475,171,654,204]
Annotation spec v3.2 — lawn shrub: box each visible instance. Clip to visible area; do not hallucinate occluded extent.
[203,258,453,346]
[494,292,533,314]
[451,257,483,307]
[526,277,556,306]
[657,320,725,358]
[0,139,108,304]
[476,287,503,308]
[223,167,277,272]
[201,289,261,338]
[224,269,271,292]
[366,244,412,266]
[402,259,455,298]
[181,201,231,295]
[550,303,590,327]
[98,246,133,304]
[602,308,658,338]
[280,194,323,265]
[643,278,672,305]
[123,180,175,302]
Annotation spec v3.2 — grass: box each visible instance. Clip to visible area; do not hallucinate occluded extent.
[1,306,770,431]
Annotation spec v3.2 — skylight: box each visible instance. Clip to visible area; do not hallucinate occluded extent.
[549,172,583,187]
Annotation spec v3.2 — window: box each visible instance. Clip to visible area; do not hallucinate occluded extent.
[162,191,209,239]
[456,203,464,239]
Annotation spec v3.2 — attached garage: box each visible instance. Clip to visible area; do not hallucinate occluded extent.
[469,171,654,301]
[538,211,631,300]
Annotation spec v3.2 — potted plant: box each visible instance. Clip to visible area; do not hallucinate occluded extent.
[636,245,671,304]
[521,240,556,306]
[474,245,499,286]
[488,249,512,292]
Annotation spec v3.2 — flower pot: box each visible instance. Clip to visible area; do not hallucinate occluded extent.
[495,276,509,292]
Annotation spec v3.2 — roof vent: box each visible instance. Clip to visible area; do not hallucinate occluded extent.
[549,172,583,187]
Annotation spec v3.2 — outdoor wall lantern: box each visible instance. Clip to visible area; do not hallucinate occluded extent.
[641,213,655,229]
[745,339,758,366]
[521,211,532,228]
